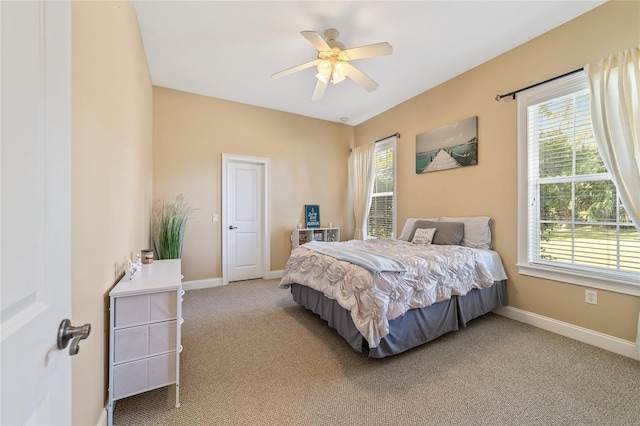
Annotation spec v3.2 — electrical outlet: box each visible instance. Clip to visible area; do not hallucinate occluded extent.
[585,289,598,305]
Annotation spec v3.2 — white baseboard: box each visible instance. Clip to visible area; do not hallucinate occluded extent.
[268,270,283,280]
[97,409,107,426]
[494,306,639,361]
[182,277,222,291]
[182,271,283,291]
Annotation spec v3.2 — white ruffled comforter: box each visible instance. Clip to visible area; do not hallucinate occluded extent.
[279,239,495,348]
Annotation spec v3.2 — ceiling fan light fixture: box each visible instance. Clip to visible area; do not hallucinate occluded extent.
[315,72,330,84]
[332,74,346,84]
[316,60,332,75]
[315,59,333,84]
[332,61,349,84]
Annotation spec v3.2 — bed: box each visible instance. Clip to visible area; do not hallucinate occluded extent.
[279,216,508,358]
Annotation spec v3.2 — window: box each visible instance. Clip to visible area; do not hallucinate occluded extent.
[517,72,640,294]
[367,138,396,238]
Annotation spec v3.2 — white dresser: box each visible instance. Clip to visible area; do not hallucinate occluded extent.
[107,259,182,425]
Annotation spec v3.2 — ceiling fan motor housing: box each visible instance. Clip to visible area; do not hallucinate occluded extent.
[324,29,346,50]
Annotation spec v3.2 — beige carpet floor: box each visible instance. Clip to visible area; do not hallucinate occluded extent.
[113,279,640,425]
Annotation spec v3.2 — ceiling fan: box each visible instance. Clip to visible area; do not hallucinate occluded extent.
[271,29,393,101]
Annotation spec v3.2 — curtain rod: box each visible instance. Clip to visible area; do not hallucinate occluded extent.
[349,132,400,152]
[494,67,584,101]
[375,132,400,143]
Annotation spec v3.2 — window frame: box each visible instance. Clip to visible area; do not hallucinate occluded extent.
[366,137,397,239]
[517,71,640,296]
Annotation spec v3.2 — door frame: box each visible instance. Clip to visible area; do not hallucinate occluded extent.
[221,154,270,285]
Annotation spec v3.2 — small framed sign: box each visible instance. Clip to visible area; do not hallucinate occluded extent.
[305,204,320,229]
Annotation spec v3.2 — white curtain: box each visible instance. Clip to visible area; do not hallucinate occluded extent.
[585,46,640,230]
[585,46,640,356]
[348,142,375,240]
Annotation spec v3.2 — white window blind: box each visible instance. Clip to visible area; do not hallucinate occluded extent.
[520,73,640,289]
[367,139,395,238]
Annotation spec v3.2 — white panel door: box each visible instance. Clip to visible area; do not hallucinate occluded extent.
[0,1,73,424]
[226,161,264,282]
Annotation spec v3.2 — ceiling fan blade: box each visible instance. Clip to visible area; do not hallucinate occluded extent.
[312,79,327,101]
[342,42,393,60]
[301,30,331,51]
[271,59,320,79]
[346,64,379,92]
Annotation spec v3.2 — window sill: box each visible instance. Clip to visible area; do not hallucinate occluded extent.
[517,263,640,297]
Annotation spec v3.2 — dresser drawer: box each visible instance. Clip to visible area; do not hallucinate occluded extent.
[114,320,177,363]
[112,358,147,399]
[114,291,178,327]
[112,352,177,400]
[148,352,177,389]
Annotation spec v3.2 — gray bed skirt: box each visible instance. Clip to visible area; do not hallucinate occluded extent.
[290,280,507,358]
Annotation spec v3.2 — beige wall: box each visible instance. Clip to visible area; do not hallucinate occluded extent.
[72,1,153,425]
[153,87,353,280]
[354,0,640,342]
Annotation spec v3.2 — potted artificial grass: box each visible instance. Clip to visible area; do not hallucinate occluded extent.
[152,194,193,259]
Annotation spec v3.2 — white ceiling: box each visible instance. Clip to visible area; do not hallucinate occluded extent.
[132,1,604,126]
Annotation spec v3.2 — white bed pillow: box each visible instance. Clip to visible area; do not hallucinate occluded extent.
[438,216,492,250]
[398,217,438,241]
[411,228,436,245]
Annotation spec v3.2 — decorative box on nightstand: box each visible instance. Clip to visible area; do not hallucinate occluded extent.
[107,259,183,426]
